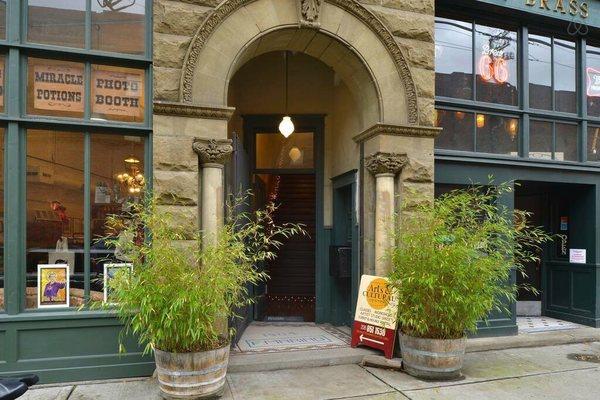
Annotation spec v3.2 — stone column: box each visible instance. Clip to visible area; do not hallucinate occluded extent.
[365,152,407,276]
[192,138,234,246]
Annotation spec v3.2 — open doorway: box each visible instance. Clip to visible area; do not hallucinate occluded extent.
[515,181,596,329]
[243,115,323,323]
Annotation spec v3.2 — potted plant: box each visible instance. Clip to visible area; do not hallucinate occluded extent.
[100,196,303,399]
[388,183,550,380]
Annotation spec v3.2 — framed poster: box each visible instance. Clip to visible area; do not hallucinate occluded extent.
[37,264,70,309]
[103,263,133,304]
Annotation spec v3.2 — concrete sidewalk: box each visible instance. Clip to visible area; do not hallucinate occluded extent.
[25,341,600,400]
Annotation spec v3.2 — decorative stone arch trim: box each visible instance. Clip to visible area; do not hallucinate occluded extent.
[180,0,419,124]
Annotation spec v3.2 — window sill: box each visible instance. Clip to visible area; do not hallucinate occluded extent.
[435,150,600,172]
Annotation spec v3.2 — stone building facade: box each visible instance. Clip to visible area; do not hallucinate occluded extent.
[152,0,439,293]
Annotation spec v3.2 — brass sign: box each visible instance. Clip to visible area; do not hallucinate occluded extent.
[525,0,589,18]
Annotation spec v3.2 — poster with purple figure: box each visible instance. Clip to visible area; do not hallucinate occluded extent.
[37,264,70,308]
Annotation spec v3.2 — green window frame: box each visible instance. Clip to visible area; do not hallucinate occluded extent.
[0,0,152,316]
[434,9,598,166]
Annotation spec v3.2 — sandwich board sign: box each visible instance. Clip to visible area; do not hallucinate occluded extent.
[351,275,398,359]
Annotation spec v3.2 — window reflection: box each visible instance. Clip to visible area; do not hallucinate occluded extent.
[476,115,518,155]
[26,130,84,309]
[435,18,473,100]
[529,34,552,110]
[28,0,86,48]
[554,39,577,114]
[586,45,600,118]
[92,0,146,55]
[0,1,5,40]
[555,123,578,161]
[90,134,145,304]
[529,120,553,160]
[588,126,600,162]
[435,110,474,151]
[475,24,518,106]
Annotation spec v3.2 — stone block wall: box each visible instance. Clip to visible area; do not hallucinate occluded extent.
[359,0,436,127]
[154,0,436,129]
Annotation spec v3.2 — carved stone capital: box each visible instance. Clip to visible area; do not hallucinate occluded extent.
[365,152,407,176]
[299,0,322,28]
[193,138,233,165]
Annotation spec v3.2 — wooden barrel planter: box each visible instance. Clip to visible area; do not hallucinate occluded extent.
[399,333,466,380]
[154,344,230,399]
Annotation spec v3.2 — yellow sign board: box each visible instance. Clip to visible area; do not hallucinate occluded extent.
[354,275,398,330]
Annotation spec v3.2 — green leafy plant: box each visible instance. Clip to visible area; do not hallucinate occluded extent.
[388,182,551,339]
[98,195,304,354]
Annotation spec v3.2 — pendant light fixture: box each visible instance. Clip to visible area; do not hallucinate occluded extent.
[279,51,295,138]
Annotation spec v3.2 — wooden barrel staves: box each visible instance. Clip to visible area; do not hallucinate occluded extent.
[154,344,230,399]
[399,333,466,380]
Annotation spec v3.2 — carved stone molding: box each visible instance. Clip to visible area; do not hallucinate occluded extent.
[179,0,419,124]
[299,0,322,28]
[154,101,236,121]
[353,123,442,143]
[192,138,234,165]
[365,152,408,176]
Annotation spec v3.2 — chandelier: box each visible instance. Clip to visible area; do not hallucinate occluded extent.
[116,155,145,195]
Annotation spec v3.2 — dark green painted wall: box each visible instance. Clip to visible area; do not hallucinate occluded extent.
[0,313,154,383]
[436,155,600,334]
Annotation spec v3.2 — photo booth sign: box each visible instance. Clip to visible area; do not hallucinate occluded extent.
[92,69,144,119]
[351,275,399,359]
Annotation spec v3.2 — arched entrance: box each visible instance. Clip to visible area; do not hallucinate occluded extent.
[156,0,440,328]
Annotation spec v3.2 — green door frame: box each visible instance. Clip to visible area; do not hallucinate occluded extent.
[436,155,600,334]
[242,114,328,322]
[331,170,359,326]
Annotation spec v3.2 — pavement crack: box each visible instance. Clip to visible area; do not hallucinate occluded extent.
[359,364,404,393]
[64,385,76,399]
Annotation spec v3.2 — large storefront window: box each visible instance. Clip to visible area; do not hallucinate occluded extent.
[475,24,518,106]
[92,0,146,55]
[587,44,600,118]
[28,1,86,48]
[0,1,151,317]
[26,131,84,309]
[27,0,146,54]
[90,134,145,303]
[435,18,518,105]
[435,18,473,100]
[435,14,589,164]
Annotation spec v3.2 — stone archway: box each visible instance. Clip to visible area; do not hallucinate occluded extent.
[179,0,419,125]
[153,0,440,281]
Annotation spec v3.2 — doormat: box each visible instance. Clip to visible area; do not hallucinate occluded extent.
[517,316,584,333]
[234,322,350,353]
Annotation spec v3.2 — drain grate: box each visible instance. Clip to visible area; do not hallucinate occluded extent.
[567,353,600,363]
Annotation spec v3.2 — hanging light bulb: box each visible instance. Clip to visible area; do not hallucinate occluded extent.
[279,116,295,138]
[279,51,295,138]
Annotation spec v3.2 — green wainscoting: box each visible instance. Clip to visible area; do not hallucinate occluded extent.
[0,313,154,383]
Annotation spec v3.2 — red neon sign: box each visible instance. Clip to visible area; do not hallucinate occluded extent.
[478,54,509,84]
